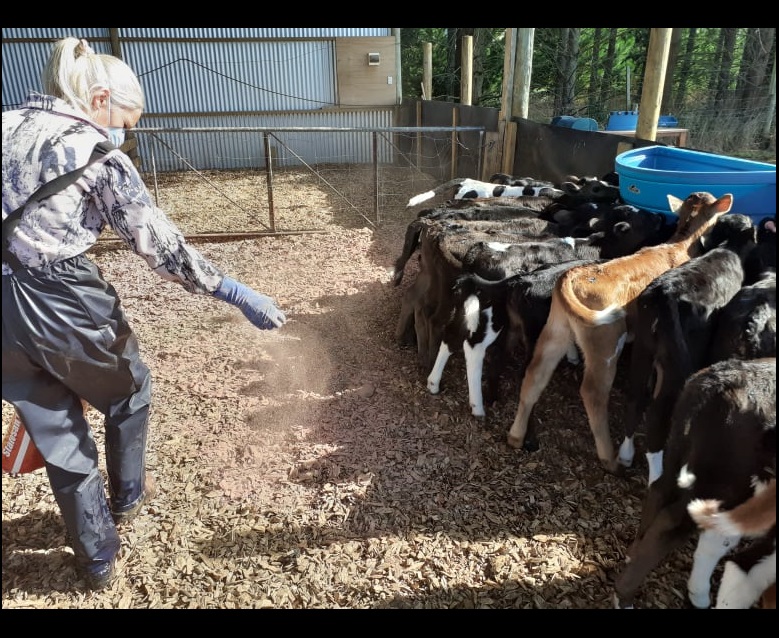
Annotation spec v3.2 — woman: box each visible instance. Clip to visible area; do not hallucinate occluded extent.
[2,37,286,590]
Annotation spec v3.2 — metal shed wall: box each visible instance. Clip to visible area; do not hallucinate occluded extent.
[2,28,397,170]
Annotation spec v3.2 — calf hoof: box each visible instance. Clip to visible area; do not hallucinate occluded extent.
[506,434,524,449]
[688,589,711,610]
[523,436,539,452]
[602,458,626,477]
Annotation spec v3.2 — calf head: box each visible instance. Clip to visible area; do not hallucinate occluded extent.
[668,192,733,241]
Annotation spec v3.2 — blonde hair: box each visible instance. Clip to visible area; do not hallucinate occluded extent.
[42,36,145,116]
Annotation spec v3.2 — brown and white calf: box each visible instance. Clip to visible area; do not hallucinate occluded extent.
[613,358,775,609]
[506,192,734,474]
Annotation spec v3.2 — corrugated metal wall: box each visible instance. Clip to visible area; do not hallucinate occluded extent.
[2,28,397,171]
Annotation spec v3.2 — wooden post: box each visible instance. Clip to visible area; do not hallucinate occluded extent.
[422,42,433,100]
[263,133,276,233]
[512,29,534,120]
[499,28,517,175]
[636,28,673,143]
[451,107,459,180]
[416,100,423,173]
[460,35,473,106]
[372,131,379,223]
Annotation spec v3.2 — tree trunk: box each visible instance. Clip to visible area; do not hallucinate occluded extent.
[599,28,618,112]
[470,28,491,106]
[713,28,738,107]
[661,28,682,113]
[737,28,775,109]
[445,28,459,101]
[555,28,579,115]
[588,27,603,117]
[675,27,697,109]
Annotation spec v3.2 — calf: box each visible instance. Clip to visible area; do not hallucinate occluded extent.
[744,216,777,285]
[619,215,757,483]
[407,177,563,208]
[506,192,734,474]
[613,357,776,609]
[392,207,558,286]
[707,271,777,364]
[395,218,557,370]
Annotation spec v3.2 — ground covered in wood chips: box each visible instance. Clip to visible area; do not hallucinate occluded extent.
[3,166,712,609]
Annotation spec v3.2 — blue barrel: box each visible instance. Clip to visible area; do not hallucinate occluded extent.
[551,115,598,131]
[606,111,639,131]
[658,115,679,128]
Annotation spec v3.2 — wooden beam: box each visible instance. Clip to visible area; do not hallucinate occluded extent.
[636,28,672,142]
[460,35,473,105]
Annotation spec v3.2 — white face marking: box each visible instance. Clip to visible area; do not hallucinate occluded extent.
[561,236,576,248]
[485,242,511,252]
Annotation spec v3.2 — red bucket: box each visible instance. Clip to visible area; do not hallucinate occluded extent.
[2,410,46,475]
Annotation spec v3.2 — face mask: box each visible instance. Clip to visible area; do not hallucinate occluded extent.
[107,127,125,147]
[105,98,125,147]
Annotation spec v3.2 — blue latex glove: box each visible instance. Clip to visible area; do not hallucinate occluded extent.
[213,276,286,330]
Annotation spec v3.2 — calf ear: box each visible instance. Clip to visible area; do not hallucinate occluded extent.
[667,194,684,213]
[716,193,734,213]
[613,221,631,235]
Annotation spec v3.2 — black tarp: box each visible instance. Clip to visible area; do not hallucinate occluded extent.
[511,117,662,183]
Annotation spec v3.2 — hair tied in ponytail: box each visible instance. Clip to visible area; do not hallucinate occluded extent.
[77,38,95,57]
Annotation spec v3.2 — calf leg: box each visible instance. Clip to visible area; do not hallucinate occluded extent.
[507,298,574,451]
[614,496,692,608]
[427,341,452,395]
[463,316,502,418]
[688,528,742,608]
[715,534,776,609]
[395,290,418,346]
[643,363,684,485]
[414,304,433,371]
[620,335,656,469]
[576,321,627,475]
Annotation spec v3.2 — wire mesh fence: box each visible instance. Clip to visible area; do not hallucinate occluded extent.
[121,126,486,237]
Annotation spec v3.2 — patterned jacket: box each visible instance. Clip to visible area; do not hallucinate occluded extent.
[2,92,223,293]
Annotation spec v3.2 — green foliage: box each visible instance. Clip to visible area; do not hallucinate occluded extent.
[399,28,776,157]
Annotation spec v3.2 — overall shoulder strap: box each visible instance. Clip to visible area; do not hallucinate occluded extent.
[3,141,117,271]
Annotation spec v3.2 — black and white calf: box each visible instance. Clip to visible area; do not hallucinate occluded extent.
[614,357,776,609]
[619,246,749,483]
[707,271,776,365]
[407,177,564,208]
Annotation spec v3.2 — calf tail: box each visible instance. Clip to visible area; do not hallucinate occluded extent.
[654,293,694,379]
[688,479,777,537]
[555,269,626,326]
[452,271,512,305]
[392,220,425,286]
